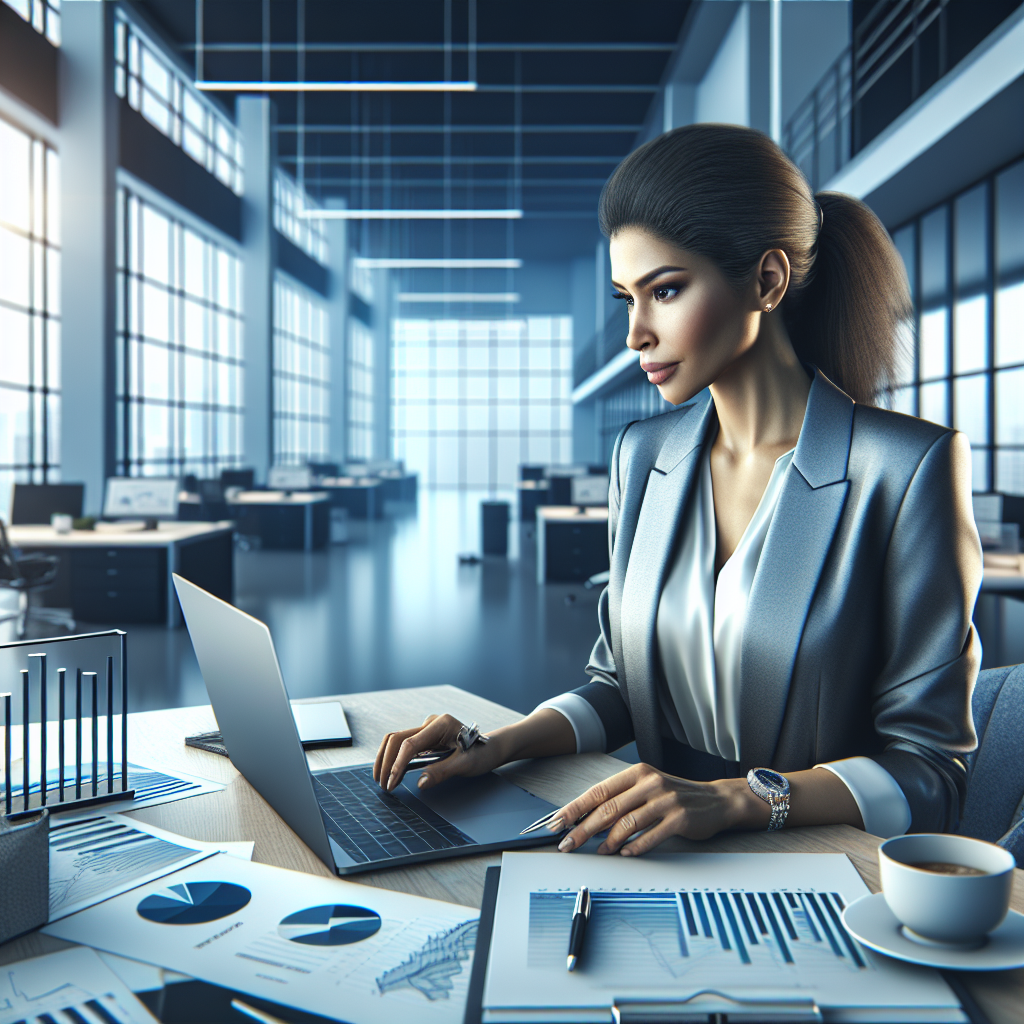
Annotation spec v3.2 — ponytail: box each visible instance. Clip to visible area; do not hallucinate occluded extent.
[783,192,912,405]
[599,125,913,405]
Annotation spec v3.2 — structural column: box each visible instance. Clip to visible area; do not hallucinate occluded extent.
[325,200,349,464]
[238,97,276,482]
[372,268,393,462]
[60,1,118,514]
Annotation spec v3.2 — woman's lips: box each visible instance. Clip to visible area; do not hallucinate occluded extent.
[642,362,678,385]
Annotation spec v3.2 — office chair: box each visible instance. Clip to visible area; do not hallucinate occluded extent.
[957,664,1024,867]
[220,468,255,490]
[0,519,74,640]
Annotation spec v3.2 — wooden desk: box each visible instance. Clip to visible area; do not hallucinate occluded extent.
[3,685,1022,1023]
[9,522,234,627]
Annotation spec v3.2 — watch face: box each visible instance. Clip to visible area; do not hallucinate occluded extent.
[753,768,788,792]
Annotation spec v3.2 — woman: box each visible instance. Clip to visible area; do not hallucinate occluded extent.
[374,124,982,856]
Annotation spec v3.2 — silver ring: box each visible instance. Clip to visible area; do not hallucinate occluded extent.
[456,722,489,752]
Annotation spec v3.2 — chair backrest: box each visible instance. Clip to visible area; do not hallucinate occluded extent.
[958,665,1024,861]
[10,483,84,524]
[0,518,21,581]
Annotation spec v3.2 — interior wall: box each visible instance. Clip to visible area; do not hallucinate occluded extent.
[695,3,749,125]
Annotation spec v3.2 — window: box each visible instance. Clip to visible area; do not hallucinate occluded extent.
[0,117,60,507]
[274,171,327,265]
[274,275,330,464]
[2,0,60,45]
[890,157,1024,494]
[392,317,573,490]
[598,375,672,465]
[116,190,244,478]
[114,13,242,195]
[348,319,375,461]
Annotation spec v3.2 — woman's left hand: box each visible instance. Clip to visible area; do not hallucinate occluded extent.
[548,763,767,856]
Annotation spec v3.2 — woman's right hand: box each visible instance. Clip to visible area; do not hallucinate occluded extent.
[373,714,506,793]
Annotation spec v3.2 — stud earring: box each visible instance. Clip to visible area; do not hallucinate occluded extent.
[764,303,773,312]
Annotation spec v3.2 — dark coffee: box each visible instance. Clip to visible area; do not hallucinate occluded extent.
[910,861,986,876]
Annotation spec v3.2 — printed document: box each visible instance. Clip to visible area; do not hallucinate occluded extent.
[482,852,964,1023]
[46,853,479,1024]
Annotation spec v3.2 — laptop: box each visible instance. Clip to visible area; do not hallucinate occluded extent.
[172,574,560,875]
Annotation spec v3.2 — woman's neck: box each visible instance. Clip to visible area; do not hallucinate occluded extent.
[708,322,811,460]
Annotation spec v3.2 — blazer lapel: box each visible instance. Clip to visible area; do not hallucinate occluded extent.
[618,392,716,765]
[739,370,855,769]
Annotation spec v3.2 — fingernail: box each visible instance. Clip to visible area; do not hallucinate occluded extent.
[417,774,428,788]
[620,846,633,856]
[386,774,395,790]
[558,837,574,852]
[545,817,564,832]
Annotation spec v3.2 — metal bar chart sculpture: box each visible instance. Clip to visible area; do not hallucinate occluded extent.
[1,630,135,818]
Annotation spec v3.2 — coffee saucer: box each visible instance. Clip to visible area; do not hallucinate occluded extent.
[842,893,1024,971]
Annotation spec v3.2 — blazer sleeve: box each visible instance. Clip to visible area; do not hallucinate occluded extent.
[565,422,636,753]
[870,428,982,833]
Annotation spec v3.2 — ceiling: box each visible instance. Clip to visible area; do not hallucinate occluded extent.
[132,0,693,264]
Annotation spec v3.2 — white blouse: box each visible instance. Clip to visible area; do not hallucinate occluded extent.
[539,444,913,839]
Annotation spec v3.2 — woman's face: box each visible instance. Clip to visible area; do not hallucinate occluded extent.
[609,227,763,406]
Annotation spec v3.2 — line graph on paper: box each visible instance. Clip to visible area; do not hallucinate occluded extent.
[528,890,870,986]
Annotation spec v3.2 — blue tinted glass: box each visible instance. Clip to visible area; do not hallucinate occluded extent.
[996,159,1024,281]
[919,380,949,427]
[892,224,916,303]
[954,373,988,446]
[955,184,989,293]
[920,207,949,305]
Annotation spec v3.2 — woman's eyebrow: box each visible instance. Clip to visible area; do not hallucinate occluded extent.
[611,265,687,291]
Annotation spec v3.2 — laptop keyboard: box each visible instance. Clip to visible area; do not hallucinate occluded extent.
[313,765,474,865]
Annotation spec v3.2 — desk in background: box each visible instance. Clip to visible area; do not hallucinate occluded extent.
[517,479,549,522]
[319,477,384,519]
[9,522,234,627]
[536,505,609,583]
[227,491,329,550]
[375,469,417,504]
[982,552,1024,594]
[2,683,1020,1024]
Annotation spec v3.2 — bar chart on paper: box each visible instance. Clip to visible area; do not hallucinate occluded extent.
[528,887,867,986]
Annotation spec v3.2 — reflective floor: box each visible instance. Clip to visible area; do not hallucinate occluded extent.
[3,492,1022,734]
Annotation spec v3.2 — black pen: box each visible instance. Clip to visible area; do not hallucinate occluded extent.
[567,886,591,972]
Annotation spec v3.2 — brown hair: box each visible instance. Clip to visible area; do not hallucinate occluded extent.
[598,124,912,405]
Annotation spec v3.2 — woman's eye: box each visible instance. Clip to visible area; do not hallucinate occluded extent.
[653,286,678,301]
[612,292,634,308]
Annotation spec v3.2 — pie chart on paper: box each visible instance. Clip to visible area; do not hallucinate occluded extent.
[278,905,382,945]
[137,881,252,924]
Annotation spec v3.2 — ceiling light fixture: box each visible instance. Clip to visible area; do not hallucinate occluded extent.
[195,80,478,92]
[398,292,521,303]
[353,258,522,269]
[301,209,522,220]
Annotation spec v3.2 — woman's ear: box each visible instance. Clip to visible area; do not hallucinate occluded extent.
[755,249,791,311]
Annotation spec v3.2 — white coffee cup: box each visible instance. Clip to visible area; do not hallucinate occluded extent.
[50,513,73,534]
[879,833,1015,948]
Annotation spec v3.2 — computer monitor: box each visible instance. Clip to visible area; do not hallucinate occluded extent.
[267,465,313,491]
[103,478,179,528]
[570,475,609,507]
[308,462,340,480]
[11,483,85,525]
[220,468,255,490]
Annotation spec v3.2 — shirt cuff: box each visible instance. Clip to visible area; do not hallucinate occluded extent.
[815,757,912,839]
[535,693,607,754]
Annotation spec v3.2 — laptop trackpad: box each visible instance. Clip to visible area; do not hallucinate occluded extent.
[396,773,556,844]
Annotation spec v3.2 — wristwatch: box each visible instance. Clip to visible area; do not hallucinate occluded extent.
[746,768,791,831]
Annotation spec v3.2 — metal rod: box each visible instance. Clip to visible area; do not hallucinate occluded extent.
[29,654,46,807]
[120,632,128,791]
[75,668,82,800]
[106,655,114,795]
[21,669,29,812]
[87,672,98,798]
[58,668,65,802]
[3,692,11,815]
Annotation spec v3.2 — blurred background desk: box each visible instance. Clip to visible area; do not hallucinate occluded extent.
[1,684,1019,1024]
[227,491,329,551]
[8,522,234,627]
[536,505,610,583]
[319,477,384,520]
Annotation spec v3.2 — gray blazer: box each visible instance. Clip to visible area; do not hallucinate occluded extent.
[572,369,982,832]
